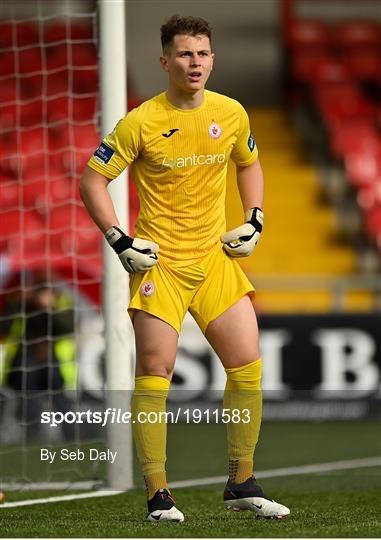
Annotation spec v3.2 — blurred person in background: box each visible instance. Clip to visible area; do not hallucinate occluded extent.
[0,271,77,441]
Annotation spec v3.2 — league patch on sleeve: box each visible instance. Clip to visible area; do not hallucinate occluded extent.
[93,143,115,164]
[248,133,255,152]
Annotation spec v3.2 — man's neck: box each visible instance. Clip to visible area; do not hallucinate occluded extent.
[165,87,205,110]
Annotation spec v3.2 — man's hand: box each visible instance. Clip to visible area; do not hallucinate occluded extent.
[221,207,264,257]
[105,226,159,273]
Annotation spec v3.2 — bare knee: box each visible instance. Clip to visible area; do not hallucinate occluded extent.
[134,324,177,379]
[206,295,261,369]
[135,351,175,379]
[133,310,178,380]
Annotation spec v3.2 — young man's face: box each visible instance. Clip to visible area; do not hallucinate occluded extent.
[160,34,214,94]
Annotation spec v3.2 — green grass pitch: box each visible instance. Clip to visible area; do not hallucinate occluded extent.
[1,420,380,537]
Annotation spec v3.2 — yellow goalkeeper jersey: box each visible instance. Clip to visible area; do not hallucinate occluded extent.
[87,90,258,263]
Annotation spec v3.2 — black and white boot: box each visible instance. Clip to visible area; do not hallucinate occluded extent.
[146,488,184,523]
[224,476,290,520]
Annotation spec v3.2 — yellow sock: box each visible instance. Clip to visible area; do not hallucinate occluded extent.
[224,358,262,484]
[131,375,170,499]
[144,471,168,501]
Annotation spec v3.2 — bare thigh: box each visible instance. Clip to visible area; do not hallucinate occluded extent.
[205,295,260,369]
[133,310,179,380]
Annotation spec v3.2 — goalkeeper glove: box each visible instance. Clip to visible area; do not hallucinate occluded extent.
[221,207,264,257]
[105,226,159,273]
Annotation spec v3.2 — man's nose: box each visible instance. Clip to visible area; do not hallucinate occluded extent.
[190,55,201,66]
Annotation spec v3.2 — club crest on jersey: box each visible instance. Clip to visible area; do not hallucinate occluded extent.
[141,280,155,297]
[208,122,222,139]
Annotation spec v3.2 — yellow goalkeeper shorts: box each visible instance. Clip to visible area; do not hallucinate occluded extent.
[128,241,255,334]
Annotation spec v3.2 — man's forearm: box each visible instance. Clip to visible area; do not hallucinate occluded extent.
[79,166,120,233]
[236,159,264,212]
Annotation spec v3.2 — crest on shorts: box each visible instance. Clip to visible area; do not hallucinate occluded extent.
[208,122,222,139]
[140,280,155,297]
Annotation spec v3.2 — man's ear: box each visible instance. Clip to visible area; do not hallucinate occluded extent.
[211,52,215,70]
[160,56,169,72]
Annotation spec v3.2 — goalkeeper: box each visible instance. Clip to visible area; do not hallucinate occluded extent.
[80,14,289,523]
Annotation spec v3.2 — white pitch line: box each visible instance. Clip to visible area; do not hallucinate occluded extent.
[0,481,102,492]
[170,456,381,488]
[1,456,380,509]
[0,489,124,509]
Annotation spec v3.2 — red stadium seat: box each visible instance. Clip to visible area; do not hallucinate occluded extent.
[357,180,381,211]
[69,21,94,41]
[48,204,77,254]
[22,176,75,212]
[287,21,331,53]
[45,44,68,70]
[0,79,17,130]
[291,51,330,83]
[0,209,46,254]
[0,48,43,98]
[0,21,39,49]
[73,95,98,120]
[0,51,15,76]
[0,179,20,209]
[19,99,44,127]
[0,108,17,132]
[4,128,54,174]
[59,123,100,173]
[313,58,352,85]
[71,43,97,67]
[73,67,99,94]
[14,21,39,47]
[344,50,381,83]
[345,140,381,188]
[314,85,376,129]
[313,81,360,103]
[0,99,44,132]
[18,65,46,100]
[0,102,17,130]
[46,95,97,123]
[44,67,99,98]
[0,136,17,176]
[43,21,68,43]
[18,47,42,74]
[74,209,102,256]
[329,120,379,161]
[46,71,69,93]
[323,99,374,129]
[46,43,97,71]
[0,21,13,48]
[376,105,381,130]
[0,79,16,102]
[334,21,381,51]
[49,204,101,256]
[43,20,94,43]
[0,145,10,176]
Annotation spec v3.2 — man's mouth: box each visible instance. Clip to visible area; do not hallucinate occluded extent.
[188,71,202,81]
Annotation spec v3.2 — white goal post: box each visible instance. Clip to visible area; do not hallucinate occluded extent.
[99,0,134,491]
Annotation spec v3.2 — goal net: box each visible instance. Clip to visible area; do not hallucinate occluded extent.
[0,0,111,490]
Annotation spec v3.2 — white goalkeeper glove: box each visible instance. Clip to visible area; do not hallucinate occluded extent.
[221,207,264,257]
[105,226,159,273]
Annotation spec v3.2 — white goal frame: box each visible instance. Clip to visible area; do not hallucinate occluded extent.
[99,0,134,491]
